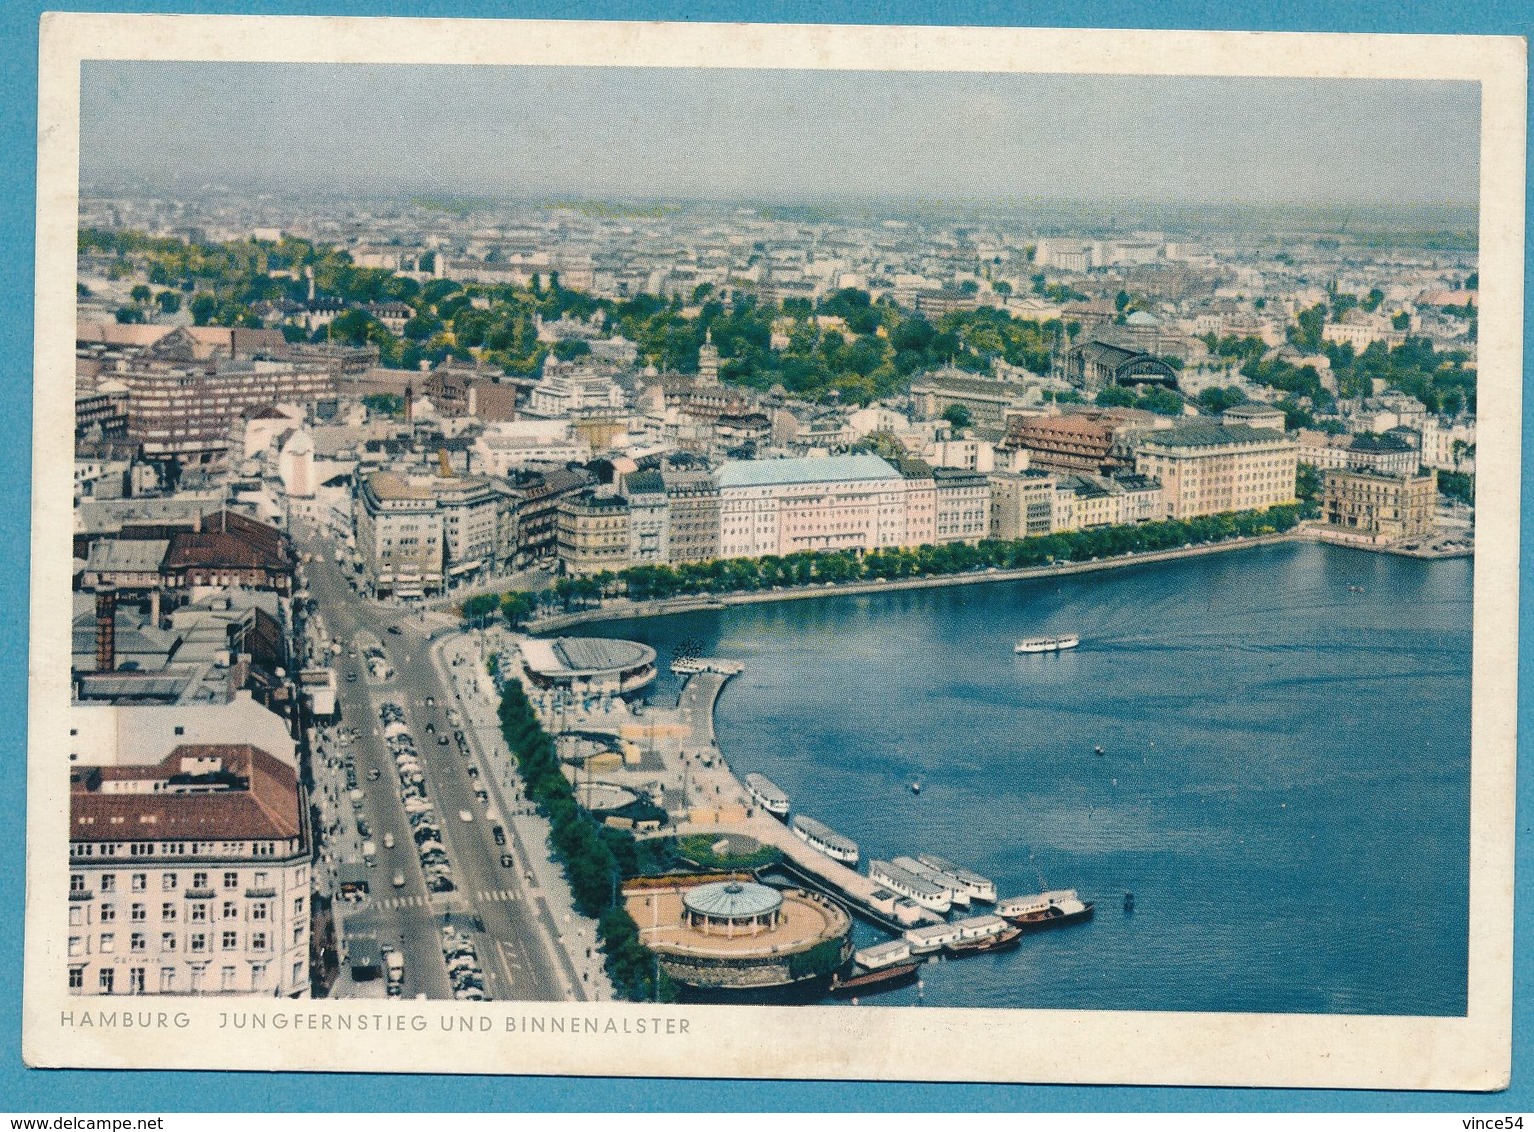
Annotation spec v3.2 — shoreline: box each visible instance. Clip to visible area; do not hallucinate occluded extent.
[526,528,1309,634]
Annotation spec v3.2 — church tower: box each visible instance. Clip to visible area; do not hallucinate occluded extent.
[697,328,720,386]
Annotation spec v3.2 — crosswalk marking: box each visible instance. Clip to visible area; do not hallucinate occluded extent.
[369,888,518,912]
[475,889,519,904]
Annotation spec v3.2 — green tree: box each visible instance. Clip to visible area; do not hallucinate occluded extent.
[189,293,218,326]
[1095,385,1136,408]
[941,403,972,431]
[130,284,152,304]
[114,306,145,324]
[155,289,181,314]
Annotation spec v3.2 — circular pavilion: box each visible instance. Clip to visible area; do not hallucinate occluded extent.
[518,636,657,698]
[681,880,784,937]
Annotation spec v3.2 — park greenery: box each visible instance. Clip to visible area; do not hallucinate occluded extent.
[495,679,676,1002]
[81,227,1078,405]
[463,504,1303,625]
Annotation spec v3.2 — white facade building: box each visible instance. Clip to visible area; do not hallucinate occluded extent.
[68,744,310,999]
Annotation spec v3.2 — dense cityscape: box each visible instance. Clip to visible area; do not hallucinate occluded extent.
[65,187,1477,1005]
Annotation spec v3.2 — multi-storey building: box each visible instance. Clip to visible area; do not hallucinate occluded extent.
[67,744,310,998]
[623,471,670,565]
[556,492,632,576]
[909,369,1032,431]
[1011,411,1145,475]
[1343,432,1421,477]
[1322,468,1437,544]
[931,468,991,544]
[355,472,443,598]
[716,455,908,559]
[1133,425,1298,520]
[988,470,1057,540]
[434,476,502,586]
[663,470,720,564]
[510,468,594,568]
[116,352,336,466]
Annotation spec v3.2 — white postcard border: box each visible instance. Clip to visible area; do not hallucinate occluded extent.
[24,13,1525,1089]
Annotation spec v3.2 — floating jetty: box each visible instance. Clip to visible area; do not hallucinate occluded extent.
[671,656,746,677]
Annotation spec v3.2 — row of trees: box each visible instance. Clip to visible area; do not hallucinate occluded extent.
[464,505,1304,624]
[495,679,676,1002]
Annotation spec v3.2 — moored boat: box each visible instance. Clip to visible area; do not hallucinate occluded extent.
[828,961,921,997]
[1015,634,1080,654]
[944,924,1022,956]
[869,860,952,914]
[914,854,997,903]
[891,855,971,908]
[744,772,791,818]
[995,888,1095,930]
[790,814,859,865]
[852,938,912,971]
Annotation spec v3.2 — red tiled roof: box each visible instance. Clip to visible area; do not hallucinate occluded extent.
[70,744,302,843]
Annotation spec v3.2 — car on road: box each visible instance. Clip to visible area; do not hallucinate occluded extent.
[474,789,488,803]
[458,809,474,823]
[387,625,401,635]
[439,735,450,745]
[383,832,395,849]
[500,853,514,868]
[492,824,504,845]
[367,768,381,781]
[391,872,405,888]
[357,818,371,838]
[345,672,358,683]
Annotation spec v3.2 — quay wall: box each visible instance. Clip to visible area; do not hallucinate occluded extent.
[526,529,1304,634]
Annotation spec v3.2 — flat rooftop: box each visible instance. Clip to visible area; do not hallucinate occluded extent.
[520,636,657,677]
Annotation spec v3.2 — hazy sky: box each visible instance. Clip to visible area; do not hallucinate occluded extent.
[80,63,1480,207]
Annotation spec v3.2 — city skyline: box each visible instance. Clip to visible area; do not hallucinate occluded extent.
[80,64,1480,211]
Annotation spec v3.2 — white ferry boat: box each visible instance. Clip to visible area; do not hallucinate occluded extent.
[852,938,913,971]
[904,913,1016,955]
[891,856,971,909]
[790,814,860,865]
[995,888,1095,930]
[869,860,952,915]
[914,854,998,903]
[1015,634,1080,654]
[744,773,791,818]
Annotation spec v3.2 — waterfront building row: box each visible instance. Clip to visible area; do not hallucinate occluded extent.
[553,425,1300,575]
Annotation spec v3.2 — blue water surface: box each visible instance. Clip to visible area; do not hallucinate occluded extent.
[585,542,1472,1016]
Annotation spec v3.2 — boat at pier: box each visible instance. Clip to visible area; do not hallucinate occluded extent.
[1015,634,1080,654]
[891,856,971,909]
[995,889,1095,930]
[828,961,921,997]
[941,915,1022,956]
[869,860,952,914]
[744,773,791,818]
[852,938,913,971]
[790,814,860,865]
[914,854,997,903]
[903,912,1013,955]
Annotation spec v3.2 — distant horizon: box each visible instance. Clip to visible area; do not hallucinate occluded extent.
[80,63,1481,214]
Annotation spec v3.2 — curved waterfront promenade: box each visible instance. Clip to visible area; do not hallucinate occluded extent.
[527,528,1303,634]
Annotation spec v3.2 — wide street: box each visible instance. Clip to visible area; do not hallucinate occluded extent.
[298,535,605,1003]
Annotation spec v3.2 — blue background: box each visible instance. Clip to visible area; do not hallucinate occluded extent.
[1,0,1527,1113]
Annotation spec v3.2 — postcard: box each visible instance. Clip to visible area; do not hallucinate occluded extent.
[24,13,1523,1088]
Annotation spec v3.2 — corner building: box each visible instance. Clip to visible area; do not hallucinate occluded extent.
[716,455,911,558]
[67,744,311,998]
[1133,425,1298,520]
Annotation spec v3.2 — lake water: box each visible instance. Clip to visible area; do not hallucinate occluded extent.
[583,542,1472,1016]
